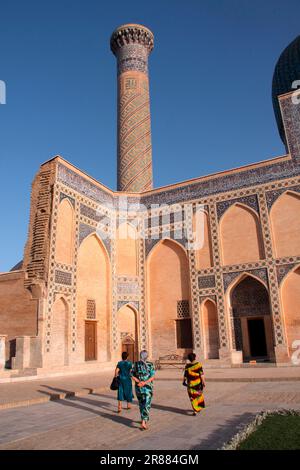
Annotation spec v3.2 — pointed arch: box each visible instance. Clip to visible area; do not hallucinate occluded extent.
[226,271,269,296]
[76,233,111,362]
[117,303,139,361]
[226,273,274,361]
[51,296,69,366]
[147,238,192,359]
[193,210,213,269]
[147,237,188,262]
[219,203,264,266]
[270,191,300,258]
[55,198,75,265]
[280,264,300,356]
[201,298,219,359]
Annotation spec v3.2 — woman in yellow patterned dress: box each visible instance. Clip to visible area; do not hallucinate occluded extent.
[183,352,205,415]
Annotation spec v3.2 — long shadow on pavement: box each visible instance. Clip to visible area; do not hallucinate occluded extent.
[38,389,140,429]
[190,411,257,450]
[92,392,193,416]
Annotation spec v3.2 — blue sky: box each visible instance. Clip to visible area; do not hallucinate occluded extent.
[0,0,299,271]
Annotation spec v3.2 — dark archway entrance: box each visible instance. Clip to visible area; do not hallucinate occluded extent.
[231,276,274,361]
[247,318,267,357]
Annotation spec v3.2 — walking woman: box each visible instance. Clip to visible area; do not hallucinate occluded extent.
[131,350,155,430]
[114,351,133,413]
[183,352,205,415]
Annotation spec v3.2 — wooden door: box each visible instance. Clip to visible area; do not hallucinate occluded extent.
[85,321,97,361]
[122,342,135,362]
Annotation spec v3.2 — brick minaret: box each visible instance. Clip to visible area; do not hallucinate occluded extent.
[110,24,154,192]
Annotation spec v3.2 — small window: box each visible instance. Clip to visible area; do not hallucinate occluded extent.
[86,299,96,320]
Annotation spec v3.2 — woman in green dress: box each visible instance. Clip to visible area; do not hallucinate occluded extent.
[131,350,155,430]
[114,351,133,413]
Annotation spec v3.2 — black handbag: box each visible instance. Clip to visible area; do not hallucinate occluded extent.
[110,376,119,391]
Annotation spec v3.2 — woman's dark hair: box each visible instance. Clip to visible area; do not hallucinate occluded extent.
[122,351,129,360]
[187,352,196,362]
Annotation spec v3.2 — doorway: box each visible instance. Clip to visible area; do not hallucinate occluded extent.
[85,321,97,361]
[122,337,135,362]
[247,318,267,357]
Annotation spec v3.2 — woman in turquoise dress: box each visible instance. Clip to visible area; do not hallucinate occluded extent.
[131,350,155,430]
[114,351,133,413]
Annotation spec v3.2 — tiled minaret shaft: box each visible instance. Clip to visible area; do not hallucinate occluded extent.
[110,24,154,192]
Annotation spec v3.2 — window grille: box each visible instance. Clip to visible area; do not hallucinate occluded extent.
[177,300,190,319]
[86,299,96,320]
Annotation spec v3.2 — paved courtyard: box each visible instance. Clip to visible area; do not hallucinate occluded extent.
[0,370,300,450]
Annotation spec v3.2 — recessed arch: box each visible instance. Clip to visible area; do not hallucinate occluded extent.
[280,264,300,356]
[270,191,300,258]
[193,210,213,269]
[55,198,75,265]
[147,237,188,262]
[147,238,192,359]
[117,303,139,362]
[76,233,111,362]
[201,298,219,359]
[226,271,269,296]
[51,296,69,366]
[226,273,274,361]
[219,202,264,266]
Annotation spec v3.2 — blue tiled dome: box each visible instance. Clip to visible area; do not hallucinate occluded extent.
[272,35,300,147]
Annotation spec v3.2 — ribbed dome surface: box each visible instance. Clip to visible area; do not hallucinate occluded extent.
[272,35,300,146]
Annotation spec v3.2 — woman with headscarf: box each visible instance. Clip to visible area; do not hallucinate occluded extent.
[183,352,205,415]
[131,350,155,430]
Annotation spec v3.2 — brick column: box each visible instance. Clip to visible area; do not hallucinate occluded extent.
[111,24,154,192]
[0,335,7,370]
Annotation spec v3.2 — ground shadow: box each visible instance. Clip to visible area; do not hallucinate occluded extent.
[39,392,141,429]
[93,392,193,416]
[190,411,257,450]
[39,381,194,418]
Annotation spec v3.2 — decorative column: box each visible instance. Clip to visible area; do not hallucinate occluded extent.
[110,24,154,192]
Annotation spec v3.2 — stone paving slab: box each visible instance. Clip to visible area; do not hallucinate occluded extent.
[0,366,299,410]
[0,380,299,450]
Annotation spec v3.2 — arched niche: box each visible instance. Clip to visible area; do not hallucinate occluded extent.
[76,234,110,362]
[220,203,264,265]
[281,266,300,356]
[201,299,219,359]
[193,210,213,269]
[147,239,192,359]
[270,191,300,258]
[55,198,74,265]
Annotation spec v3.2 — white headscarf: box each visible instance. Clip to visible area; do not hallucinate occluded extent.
[140,350,148,363]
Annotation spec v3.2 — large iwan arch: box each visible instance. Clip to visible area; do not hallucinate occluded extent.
[227,273,274,361]
[147,239,193,359]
